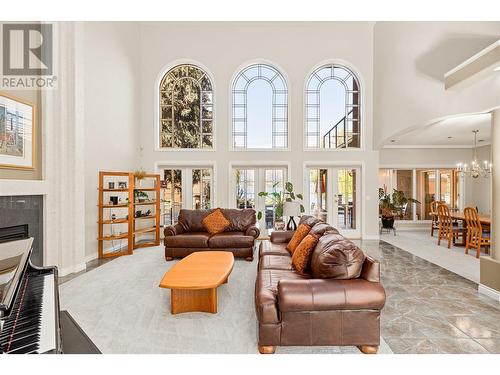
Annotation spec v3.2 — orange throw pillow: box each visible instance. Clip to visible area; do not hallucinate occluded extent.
[202,208,230,235]
[286,224,311,254]
[292,234,319,275]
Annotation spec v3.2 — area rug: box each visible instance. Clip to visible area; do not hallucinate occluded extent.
[59,246,392,354]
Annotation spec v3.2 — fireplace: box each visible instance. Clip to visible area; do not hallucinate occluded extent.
[0,195,43,266]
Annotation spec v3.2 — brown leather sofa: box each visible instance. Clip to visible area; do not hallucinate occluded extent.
[164,208,260,261]
[255,216,386,354]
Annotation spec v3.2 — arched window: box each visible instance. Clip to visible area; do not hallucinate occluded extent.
[305,64,360,149]
[159,64,214,149]
[232,64,288,149]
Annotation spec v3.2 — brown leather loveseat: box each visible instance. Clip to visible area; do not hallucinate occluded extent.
[164,208,260,261]
[255,215,386,354]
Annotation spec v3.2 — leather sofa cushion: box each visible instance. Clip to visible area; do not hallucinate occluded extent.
[299,215,323,227]
[259,255,293,271]
[178,209,213,232]
[311,233,365,279]
[164,232,210,248]
[208,232,254,248]
[259,240,290,257]
[220,208,257,231]
[255,269,310,324]
[309,222,339,236]
[278,278,386,312]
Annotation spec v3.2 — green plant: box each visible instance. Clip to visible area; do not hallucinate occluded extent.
[378,187,420,218]
[134,190,149,202]
[256,182,305,221]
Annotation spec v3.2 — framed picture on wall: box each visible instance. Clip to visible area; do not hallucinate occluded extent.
[0,93,35,170]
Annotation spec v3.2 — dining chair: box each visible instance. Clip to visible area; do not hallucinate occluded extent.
[464,207,490,258]
[437,204,466,249]
[430,200,442,236]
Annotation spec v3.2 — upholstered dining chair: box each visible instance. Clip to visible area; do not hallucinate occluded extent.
[464,207,490,258]
[437,204,466,249]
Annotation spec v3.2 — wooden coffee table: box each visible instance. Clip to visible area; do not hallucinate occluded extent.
[159,251,234,314]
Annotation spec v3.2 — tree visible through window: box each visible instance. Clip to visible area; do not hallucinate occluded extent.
[159,64,213,149]
[232,64,288,149]
[305,64,360,149]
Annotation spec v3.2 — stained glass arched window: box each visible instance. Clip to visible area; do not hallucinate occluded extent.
[305,64,360,149]
[232,64,288,149]
[159,64,214,149]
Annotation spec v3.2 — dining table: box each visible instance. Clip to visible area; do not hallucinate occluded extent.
[430,210,491,246]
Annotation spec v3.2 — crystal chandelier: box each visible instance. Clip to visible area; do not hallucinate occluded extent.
[457,130,492,179]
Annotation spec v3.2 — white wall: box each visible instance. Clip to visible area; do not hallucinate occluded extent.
[83,22,141,258]
[374,22,500,148]
[137,22,380,238]
[469,145,492,213]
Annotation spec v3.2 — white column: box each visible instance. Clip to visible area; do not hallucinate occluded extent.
[43,22,86,276]
[479,108,500,301]
[490,108,500,261]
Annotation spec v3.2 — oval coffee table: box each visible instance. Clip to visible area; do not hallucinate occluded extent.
[159,251,234,314]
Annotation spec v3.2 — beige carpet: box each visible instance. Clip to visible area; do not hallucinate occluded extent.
[60,245,392,354]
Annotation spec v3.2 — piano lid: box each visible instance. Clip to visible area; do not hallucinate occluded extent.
[0,238,33,313]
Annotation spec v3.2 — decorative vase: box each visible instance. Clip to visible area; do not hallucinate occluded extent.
[274,220,286,231]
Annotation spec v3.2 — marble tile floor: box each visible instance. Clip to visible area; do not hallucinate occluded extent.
[61,239,500,354]
[357,239,500,354]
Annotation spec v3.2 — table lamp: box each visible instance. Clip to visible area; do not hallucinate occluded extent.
[283,201,301,231]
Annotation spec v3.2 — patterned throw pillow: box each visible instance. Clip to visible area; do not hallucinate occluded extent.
[202,208,231,235]
[286,224,312,254]
[292,234,320,275]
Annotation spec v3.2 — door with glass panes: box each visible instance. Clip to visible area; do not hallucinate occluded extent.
[161,167,213,226]
[307,167,361,238]
[233,167,286,231]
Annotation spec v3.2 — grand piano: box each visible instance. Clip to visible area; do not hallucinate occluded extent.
[0,237,61,354]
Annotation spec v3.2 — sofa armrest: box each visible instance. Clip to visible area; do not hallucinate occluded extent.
[270,230,295,244]
[361,256,380,283]
[245,225,260,239]
[277,278,385,312]
[164,223,184,237]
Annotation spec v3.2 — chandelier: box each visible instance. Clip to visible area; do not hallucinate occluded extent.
[457,130,492,179]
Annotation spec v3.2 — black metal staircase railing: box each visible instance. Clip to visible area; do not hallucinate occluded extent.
[322,109,354,148]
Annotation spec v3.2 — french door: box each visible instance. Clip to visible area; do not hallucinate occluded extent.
[161,166,213,225]
[232,166,287,230]
[306,166,361,238]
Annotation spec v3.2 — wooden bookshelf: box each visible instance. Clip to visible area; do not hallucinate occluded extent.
[132,174,161,249]
[98,171,134,259]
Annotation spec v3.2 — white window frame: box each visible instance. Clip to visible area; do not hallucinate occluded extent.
[303,161,364,239]
[155,59,217,152]
[303,60,365,152]
[229,60,290,152]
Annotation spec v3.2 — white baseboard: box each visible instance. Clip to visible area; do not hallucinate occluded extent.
[478,284,500,302]
[59,262,87,277]
[363,234,380,240]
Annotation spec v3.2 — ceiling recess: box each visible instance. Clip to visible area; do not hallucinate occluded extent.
[444,40,500,89]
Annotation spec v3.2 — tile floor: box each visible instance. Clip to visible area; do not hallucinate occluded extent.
[62,238,500,354]
[359,239,500,354]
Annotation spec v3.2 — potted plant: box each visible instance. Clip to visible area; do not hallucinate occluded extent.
[134,190,149,203]
[257,182,305,230]
[378,187,420,229]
